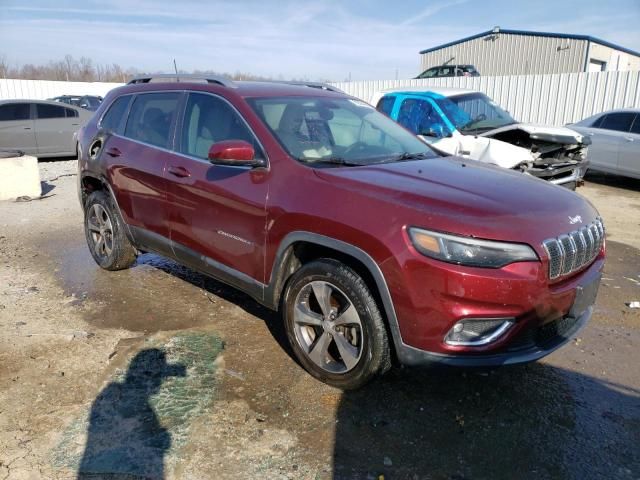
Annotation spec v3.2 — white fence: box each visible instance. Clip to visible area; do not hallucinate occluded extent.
[2,71,639,126]
[0,79,122,101]
[330,70,640,125]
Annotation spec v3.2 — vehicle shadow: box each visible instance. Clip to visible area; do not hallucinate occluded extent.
[77,348,186,479]
[332,363,640,480]
[137,254,295,361]
[585,171,640,192]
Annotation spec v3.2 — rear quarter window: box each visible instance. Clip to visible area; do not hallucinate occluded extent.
[100,96,131,133]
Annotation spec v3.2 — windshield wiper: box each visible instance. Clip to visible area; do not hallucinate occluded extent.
[386,152,431,162]
[299,157,363,166]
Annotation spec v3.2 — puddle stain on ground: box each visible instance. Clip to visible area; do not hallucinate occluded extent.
[51,332,224,477]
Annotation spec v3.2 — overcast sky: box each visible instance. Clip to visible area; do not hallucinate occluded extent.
[1,0,639,81]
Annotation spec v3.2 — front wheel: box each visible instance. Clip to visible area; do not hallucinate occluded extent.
[283,259,391,390]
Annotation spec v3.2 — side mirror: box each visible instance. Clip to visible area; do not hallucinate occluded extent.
[208,140,263,167]
[421,124,450,139]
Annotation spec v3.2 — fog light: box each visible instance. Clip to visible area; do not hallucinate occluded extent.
[445,318,515,346]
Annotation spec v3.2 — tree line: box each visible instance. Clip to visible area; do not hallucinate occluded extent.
[0,54,279,83]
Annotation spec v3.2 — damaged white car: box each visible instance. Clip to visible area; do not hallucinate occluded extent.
[372,87,590,189]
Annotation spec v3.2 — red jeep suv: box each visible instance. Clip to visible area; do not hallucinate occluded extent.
[77,75,604,389]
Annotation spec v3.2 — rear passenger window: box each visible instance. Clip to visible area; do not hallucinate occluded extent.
[101,96,131,133]
[180,93,264,159]
[600,112,634,132]
[124,93,180,149]
[631,115,640,134]
[0,103,30,121]
[37,104,67,119]
[376,96,396,117]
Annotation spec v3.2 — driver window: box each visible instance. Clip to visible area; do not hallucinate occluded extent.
[181,93,263,160]
[397,98,449,137]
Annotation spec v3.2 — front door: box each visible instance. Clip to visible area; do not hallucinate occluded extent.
[165,92,269,286]
[0,102,36,155]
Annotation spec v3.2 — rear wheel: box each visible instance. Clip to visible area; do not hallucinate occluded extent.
[84,190,136,270]
[283,259,390,389]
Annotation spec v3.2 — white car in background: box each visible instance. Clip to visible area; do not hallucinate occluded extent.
[0,100,92,158]
[371,87,591,189]
[570,109,640,180]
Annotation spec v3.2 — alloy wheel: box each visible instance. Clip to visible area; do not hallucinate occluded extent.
[86,204,114,260]
[293,280,363,374]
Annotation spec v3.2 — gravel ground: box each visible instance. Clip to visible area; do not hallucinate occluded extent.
[0,162,638,479]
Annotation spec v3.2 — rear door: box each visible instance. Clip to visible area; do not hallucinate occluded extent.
[618,113,640,177]
[0,103,37,154]
[104,91,182,256]
[587,112,635,173]
[165,91,269,284]
[34,103,81,155]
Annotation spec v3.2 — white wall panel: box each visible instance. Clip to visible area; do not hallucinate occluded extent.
[331,71,640,125]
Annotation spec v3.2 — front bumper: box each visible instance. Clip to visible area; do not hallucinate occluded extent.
[396,304,592,367]
[390,243,604,368]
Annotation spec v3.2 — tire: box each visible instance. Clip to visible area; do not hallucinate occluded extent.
[283,259,391,390]
[84,190,137,271]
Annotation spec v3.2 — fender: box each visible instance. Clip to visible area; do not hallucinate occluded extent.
[264,231,408,360]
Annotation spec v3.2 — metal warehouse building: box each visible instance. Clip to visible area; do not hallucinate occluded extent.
[419,28,640,76]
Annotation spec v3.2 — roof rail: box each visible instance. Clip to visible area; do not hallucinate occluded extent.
[127,74,235,87]
[266,81,344,93]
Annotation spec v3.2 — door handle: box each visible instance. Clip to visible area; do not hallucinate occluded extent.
[625,137,634,142]
[167,165,191,178]
[24,127,31,130]
[105,147,121,157]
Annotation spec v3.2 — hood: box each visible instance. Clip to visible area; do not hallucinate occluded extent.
[482,123,589,145]
[314,157,598,246]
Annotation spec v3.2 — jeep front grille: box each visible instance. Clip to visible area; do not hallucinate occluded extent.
[542,218,604,280]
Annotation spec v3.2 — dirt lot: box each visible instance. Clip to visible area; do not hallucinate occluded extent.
[0,162,639,480]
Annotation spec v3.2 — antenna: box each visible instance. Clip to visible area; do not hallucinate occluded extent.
[173,59,179,82]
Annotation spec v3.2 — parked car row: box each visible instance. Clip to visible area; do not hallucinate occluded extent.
[73,75,605,389]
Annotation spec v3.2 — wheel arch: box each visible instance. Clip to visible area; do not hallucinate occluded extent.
[265,231,405,360]
[79,173,136,246]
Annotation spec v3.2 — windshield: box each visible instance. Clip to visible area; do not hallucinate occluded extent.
[248,96,437,166]
[437,92,516,134]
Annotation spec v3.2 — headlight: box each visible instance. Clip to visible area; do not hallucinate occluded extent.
[408,227,538,268]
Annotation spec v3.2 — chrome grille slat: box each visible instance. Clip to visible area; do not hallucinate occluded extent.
[542,218,604,280]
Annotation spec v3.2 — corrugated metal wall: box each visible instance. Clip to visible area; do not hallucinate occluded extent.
[419,33,587,76]
[330,70,640,125]
[0,79,122,101]
[2,71,639,126]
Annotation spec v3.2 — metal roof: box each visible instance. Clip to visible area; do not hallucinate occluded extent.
[419,28,640,58]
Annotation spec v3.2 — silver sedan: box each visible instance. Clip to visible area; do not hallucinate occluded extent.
[571,108,640,180]
[0,100,93,158]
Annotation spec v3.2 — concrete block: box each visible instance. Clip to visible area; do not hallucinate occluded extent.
[0,155,41,201]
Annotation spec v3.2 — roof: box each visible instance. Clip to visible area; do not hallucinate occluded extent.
[378,86,473,97]
[419,28,640,58]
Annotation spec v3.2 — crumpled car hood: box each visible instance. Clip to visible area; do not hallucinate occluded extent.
[482,123,590,145]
